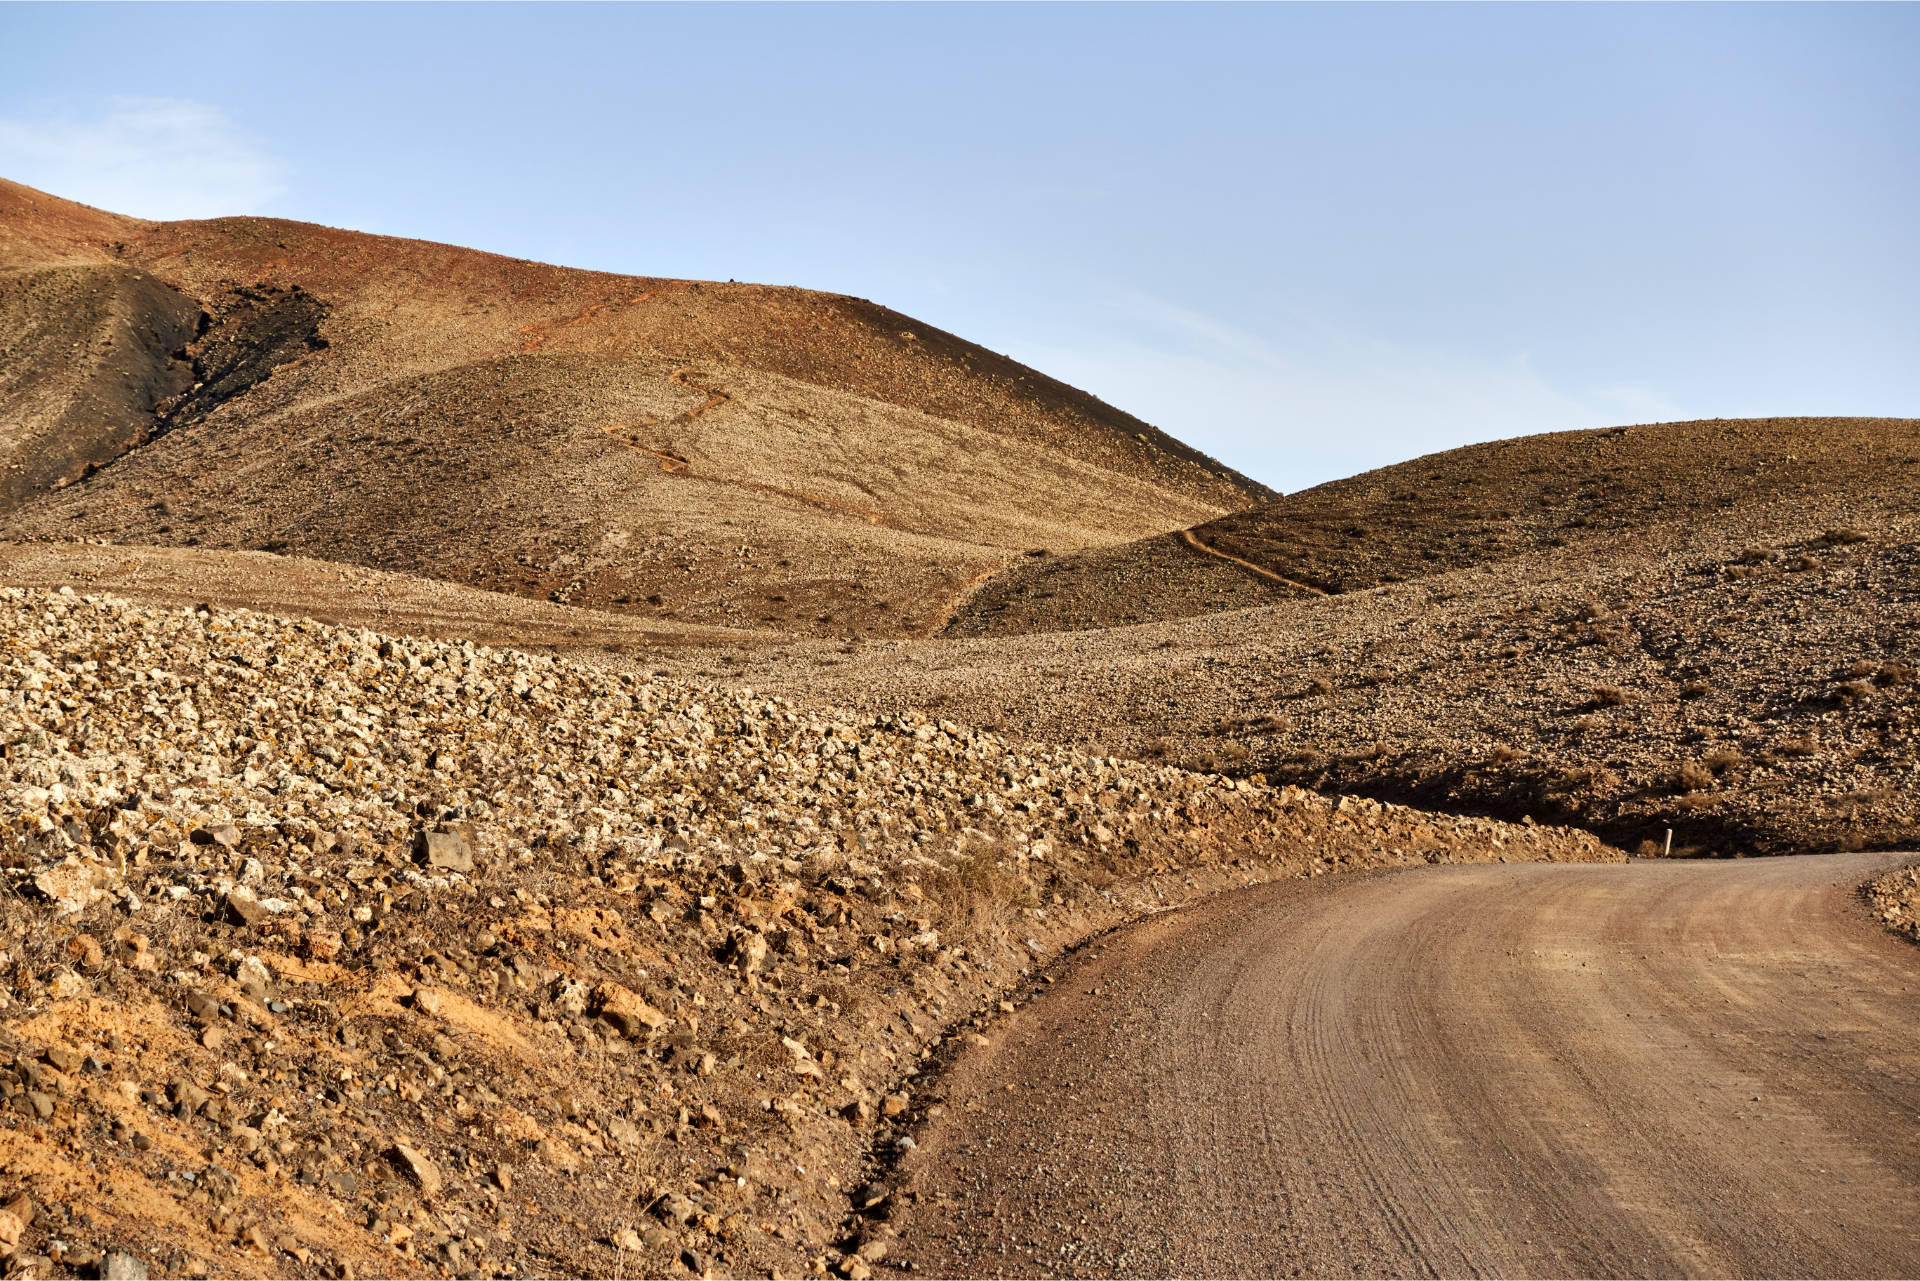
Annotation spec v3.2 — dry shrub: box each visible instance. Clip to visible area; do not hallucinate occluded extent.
[1553,765,1619,792]
[951,851,1034,912]
[1680,679,1712,699]
[1305,675,1335,697]
[1834,680,1874,704]
[1874,662,1915,688]
[1724,565,1755,581]
[1788,555,1822,572]
[1673,761,1715,793]
[1844,659,1879,679]
[1636,838,1663,857]
[1820,528,1873,546]
[1489,745,1520,766]
[1592,685,1631,708]
[1778,736,1818,757]
[1193,741,1252,773]
[1737,546,1778,564]
[1702,747,1746,774]
[1671,792,1722,811]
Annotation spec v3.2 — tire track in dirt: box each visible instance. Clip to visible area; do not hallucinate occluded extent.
[877,852,1920,1279]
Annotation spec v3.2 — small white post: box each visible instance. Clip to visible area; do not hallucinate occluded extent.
[1663,828,1673,857]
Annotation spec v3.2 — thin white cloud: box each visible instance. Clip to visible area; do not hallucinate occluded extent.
[0,96,283,220]
[1020,291,1684,493]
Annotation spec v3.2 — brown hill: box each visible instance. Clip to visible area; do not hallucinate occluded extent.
[946,416,1920,636]
[722,487,1920,857]
[0,178,1271,638]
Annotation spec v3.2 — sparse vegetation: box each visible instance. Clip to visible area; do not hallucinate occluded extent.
[1674,761,1716,793]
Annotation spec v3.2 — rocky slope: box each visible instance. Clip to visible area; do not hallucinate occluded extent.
[0,586,1605,1280]
[0,178,1271,640]
[947,416,1920,637]
[1865,861,1920,948]
[718,493,1920,858]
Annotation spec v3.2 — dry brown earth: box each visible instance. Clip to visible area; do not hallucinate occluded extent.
[0,178,1270,641]
[716,493,1920,857]
[0,587,1604,1279]
[948,416,1920,636]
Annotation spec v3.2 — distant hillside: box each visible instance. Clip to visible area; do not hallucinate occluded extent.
[946,417,1920,636]
[0,177,1271,638]
[732,489,1920,857]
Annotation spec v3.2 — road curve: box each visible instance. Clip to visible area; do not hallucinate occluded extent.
[878,853,1920,1279]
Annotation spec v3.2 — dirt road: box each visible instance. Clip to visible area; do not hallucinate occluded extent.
[879,853,1920,1278]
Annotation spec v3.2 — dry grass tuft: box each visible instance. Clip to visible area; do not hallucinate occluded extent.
[1702,746,1746,774]
[1833,680,1875,704]
[1591,685,1632,708]
[1673,760,1715,793]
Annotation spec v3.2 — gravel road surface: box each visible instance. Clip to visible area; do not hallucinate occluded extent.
[881,853,1920,1278]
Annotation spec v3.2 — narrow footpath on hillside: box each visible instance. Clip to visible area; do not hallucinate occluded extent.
[1179,527,1328,595]
[872,851,1920,1279]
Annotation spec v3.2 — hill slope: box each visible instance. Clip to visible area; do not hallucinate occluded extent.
[946,416,1920,636]
[728,487,1920,856]
[0,178,1271,638]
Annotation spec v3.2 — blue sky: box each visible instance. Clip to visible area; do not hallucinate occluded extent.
[3,3,1914,492]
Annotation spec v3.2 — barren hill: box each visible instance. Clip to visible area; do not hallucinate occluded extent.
[946,416,1920,636]
[0,178,1270,638]
[728,486,1920,857]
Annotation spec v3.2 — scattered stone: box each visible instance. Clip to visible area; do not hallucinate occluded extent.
[655,1191,699,1226]
[100,1251,149,1281]
[0,1193,32,1248]
[390,1143,443,1196]
[225,886,271,928]
[416,829,474,874]
[190,825,242,850]
[592,982,668,1037]
[32,859,94,914]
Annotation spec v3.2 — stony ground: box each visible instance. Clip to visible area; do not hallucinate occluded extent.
[1865,862,1920,948]
[713,495,1920,858]
[0,587,1607,1280]
[949,416,1920,637]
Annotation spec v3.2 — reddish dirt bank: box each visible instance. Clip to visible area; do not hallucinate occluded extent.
[872,852,1920,1279]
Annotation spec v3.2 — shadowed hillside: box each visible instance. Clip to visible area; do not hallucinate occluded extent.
[946,416,1920,636]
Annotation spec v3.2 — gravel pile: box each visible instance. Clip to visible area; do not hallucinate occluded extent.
[0,586,1607,1279]
[1865,862,1920,947]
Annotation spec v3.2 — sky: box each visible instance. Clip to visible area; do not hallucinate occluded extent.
[2,3,1915,492]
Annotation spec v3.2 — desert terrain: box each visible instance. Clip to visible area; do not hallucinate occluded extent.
[0,178,1913,1279]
